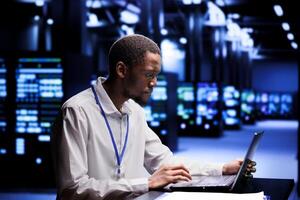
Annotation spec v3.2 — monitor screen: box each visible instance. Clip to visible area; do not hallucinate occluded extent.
[15,57,63,157]
[0,58,7,156]
[222,85,240,127]
[145,75,168,136]
[255,92,295,119]
[255,92,268,119]
[268,93,281,116]
[196,82,220,130]
[280,93,293,117]
[177,82,195,130]
[0,58,7,134]
[241,89,255,123]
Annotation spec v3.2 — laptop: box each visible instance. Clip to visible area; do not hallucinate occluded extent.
[168,131,264,192]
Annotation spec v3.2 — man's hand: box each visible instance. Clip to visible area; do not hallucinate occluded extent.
[244,160,256,178]
[222,159,257,177]
[222,159,243,175]
[148,164,192,189]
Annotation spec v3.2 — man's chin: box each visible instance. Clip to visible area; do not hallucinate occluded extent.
[132,97,149,107]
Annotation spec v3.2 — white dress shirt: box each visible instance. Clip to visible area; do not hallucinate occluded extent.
[53,77,223,200]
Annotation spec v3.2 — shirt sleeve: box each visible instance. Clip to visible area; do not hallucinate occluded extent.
[52,106,149,200]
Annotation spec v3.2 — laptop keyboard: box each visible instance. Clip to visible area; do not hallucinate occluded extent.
[192,175,236,186]
[171,175,236,187]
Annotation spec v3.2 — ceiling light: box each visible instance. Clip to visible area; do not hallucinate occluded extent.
[121,25,135,35]
[160,28,168,35]
[34,15,40,21]
[291,42,298,49]
[86,0,92,8]
[192,0,202,4]
[47,18,54,25]
[228,13,240,19]
[86,13,101,27]
[215,0,225,7]
[281,22,290,31]
[92,0,101,8]
[35,0,44,7]
[204,2,226,26]
[182,0,192,5]
[242,27,254,33]
[273,5,283,17]
[179,37,187,44]
[127,3,141,14]
[287,33,294,41]
[120,10,139,24]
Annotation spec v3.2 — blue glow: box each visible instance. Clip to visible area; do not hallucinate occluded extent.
[204,124,210,130]
[0,60,7,132]
[17,68,62,74]
[120,10,139,24]
[255,92,294,119]
[204,2,226,26]
[222,85,240,126]
[0,121,6,127]
[36,157,42,165]
[151,87,167,100]
[281,22,290,31]
[225,118,239,125]
[18,58,62,63]
[160,130,167,135]
[150,121,160,127]
[15,57,63,140]
[273,5,283,17]
[180,123,187,129]
[177,83,195,130]
[16,138,25,155]
[225,99,238,106]
[0,148,7,154]
[144,106,153,121]
[161,39,185,81]
[145,75,168,137]
[227,109,237,117]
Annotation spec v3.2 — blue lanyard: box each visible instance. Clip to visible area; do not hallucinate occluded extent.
[91,85,129,175]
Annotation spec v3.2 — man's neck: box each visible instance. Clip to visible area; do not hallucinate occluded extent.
[102,79,127,112]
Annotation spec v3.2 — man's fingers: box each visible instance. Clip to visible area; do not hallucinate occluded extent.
[247,160,256,166]
[169,169,192,180]
[244,173,253,178]
[251,161,256,166]
[247,167,256,173]
[171,175,191,183]
[165,164,190,172]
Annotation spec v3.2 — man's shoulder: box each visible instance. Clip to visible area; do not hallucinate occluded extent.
[62,88,93,110]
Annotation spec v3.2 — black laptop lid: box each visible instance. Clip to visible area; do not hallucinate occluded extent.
[230,131,264,191]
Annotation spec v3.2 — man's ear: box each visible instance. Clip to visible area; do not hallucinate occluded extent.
[116,61,127,78]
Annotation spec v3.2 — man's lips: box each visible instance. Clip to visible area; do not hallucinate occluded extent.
[144,90,153,94]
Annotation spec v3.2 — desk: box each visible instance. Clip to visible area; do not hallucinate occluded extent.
[134,178,294,200]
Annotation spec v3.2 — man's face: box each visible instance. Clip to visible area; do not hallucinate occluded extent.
[123,51,161,106]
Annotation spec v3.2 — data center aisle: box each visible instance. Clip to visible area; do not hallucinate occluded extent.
[0,120,298,200]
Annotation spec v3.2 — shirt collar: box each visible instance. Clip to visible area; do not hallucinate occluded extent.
[94,77,132,116]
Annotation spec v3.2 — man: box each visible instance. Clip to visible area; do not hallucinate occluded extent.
[52,34,255,200]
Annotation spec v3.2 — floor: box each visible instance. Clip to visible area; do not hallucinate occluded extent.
[0,120,298,200]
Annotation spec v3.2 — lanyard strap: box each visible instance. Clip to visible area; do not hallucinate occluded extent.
[91,85,129,173]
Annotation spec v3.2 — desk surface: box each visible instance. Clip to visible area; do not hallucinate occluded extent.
[135,178,295,200]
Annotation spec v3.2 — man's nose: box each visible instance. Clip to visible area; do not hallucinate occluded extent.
[149,76,157,87]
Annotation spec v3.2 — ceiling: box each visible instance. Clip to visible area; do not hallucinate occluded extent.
[220,0,299,56]
[164,0,299,58]
[2,0,299,58]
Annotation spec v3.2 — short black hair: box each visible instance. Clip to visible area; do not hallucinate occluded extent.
[108,34,161,78]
